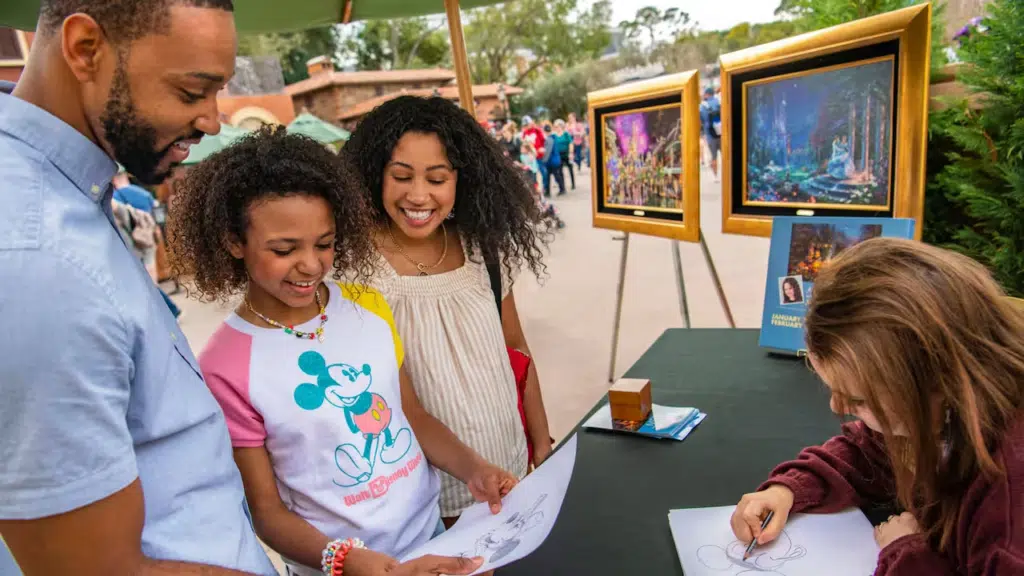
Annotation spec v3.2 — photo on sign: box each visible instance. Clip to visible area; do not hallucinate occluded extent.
[744,57,895,211]
[588,70,701,243]
[718,4,931,238]
[786,222,882,283]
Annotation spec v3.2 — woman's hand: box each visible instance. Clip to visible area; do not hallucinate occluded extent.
[874,512,920,549]
[730,485,795,546]
[467,460,518,514]
[345,549,483,576]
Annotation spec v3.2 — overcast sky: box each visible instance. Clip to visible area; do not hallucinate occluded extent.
[608,0,781,32]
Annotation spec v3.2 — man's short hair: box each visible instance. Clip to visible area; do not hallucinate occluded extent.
[40,0,234,42]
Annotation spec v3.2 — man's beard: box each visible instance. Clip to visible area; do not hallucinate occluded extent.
[100,63,176,186]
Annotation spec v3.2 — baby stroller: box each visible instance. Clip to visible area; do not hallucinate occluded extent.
[517,163,565,230]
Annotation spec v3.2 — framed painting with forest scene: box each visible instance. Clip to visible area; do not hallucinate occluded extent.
[587,70,701,242]
[718,4,931,239]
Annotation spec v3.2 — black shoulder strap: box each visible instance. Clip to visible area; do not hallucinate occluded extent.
[485,255,503,321]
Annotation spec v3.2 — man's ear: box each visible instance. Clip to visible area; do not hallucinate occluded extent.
[60,13,113,84]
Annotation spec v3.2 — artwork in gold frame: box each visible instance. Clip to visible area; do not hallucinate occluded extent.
[587,70,701,243]
[718,4,931,239]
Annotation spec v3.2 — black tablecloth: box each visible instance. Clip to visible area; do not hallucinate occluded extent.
[500,328,842,575]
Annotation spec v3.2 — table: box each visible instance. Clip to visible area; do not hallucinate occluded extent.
[501,329,841,575]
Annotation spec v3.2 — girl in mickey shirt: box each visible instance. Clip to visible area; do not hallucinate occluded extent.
[167,127,515,576]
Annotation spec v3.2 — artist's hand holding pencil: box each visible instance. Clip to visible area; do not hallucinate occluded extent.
[730,485,795,550]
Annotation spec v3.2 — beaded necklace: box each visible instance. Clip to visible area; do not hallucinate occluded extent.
[245,284,328,342]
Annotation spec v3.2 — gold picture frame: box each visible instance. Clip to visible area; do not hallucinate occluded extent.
[719,4,931,239]
[587,70,701,243]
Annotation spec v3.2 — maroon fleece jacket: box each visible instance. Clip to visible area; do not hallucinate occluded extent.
[759,418,1024,575]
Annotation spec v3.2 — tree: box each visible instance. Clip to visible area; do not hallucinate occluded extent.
[238,26,339,85]
[773,0,948,72]
[464,0,612,86]
[338,17,450,70]
[924,0,1024,296]
[619,6,691,49]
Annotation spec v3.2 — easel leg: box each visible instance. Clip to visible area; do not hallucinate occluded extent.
[671,240,691,328]
[699,231,736,328]
[608,233,630,382]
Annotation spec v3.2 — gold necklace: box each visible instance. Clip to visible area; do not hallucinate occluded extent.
[388,222,448,276]
[245,285,327,342]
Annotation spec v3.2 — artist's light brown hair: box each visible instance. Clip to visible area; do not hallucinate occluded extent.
[805,238,1024,550]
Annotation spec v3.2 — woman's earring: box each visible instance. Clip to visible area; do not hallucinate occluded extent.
[446,210,455,220]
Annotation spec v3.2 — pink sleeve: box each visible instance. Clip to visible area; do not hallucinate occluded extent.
[198,324,266,448]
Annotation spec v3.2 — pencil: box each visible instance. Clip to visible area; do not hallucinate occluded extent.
[743,510,775,561]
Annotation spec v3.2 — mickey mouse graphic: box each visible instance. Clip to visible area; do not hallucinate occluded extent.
[696,529,807,575]
[293,350,411,487]
[467,494,548,564]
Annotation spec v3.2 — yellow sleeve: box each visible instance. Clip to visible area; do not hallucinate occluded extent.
[337,283,404,368]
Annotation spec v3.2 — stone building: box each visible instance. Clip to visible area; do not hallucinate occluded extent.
[286,57,456,124]
[0,27,31,84]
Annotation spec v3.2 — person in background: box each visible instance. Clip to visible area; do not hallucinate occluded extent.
[521,115,545,155]
[552,119,575,191]
[566,113,587,170]
[342,96,555,539]
[731,239,1024,576]
[0,0,278,573]
[540,124,566,197]
[112,169,182,319]
[499,121,521,159]
[700,86,723,182]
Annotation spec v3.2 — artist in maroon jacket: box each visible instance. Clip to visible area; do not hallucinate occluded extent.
[731,238,1024,575]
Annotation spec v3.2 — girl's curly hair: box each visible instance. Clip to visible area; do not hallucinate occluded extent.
[166,125,378,302]
[340,96,553,278]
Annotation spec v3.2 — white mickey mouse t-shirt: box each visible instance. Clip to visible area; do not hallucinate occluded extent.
[200,283,441,575]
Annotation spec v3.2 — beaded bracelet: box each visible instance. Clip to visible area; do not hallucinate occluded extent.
[321,537,366,575]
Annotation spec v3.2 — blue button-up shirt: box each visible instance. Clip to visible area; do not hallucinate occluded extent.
[0,89,276,574]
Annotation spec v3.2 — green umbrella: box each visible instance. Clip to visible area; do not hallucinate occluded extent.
[287,113,350,145]
[0,1,506,34]
[182,123,249,165]
[1,0,509,114]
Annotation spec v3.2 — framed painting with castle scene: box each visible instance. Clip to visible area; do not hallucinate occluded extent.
[587,70,701,242]
[718,4,931,238]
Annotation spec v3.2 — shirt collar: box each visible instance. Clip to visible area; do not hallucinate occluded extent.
[0,91,117,204]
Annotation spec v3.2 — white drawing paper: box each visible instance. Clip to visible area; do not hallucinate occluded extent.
[400,434,578,575]
[668,505,880,576]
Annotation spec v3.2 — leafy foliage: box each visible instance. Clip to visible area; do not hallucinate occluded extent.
[237,25,339,85]
[338,18,450,70]
[463,0,612,86]
[923,0,1024,296]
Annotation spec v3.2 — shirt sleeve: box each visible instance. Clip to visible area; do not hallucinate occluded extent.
[199,326,266,448]
[0,250,138,519]
[758,421,897,514]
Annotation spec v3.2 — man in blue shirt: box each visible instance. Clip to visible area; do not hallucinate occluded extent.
[112,170,157,212]
[699,86,723,183]
[0,1,277,574]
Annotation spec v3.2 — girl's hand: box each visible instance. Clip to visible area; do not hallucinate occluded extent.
[392,555,483,575]
[730,485,795,546]
[467,461,518,514]
[874,512,921,549]
[345,549,483,576]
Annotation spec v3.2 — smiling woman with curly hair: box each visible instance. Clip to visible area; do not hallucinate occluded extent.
[166,125,520,576]
[341,96,556,530]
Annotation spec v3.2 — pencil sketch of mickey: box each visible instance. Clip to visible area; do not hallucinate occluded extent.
[465,494,548,564]
[696,529,807,575]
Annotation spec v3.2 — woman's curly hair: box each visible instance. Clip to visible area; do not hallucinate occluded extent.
[166,125,378,302]
[340,96,553,278]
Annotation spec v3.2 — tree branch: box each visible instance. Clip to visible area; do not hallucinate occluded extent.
[512,56,549,86]
[405,18,447,68]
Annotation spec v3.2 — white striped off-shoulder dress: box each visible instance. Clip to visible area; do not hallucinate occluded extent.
[371,245,529,517]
